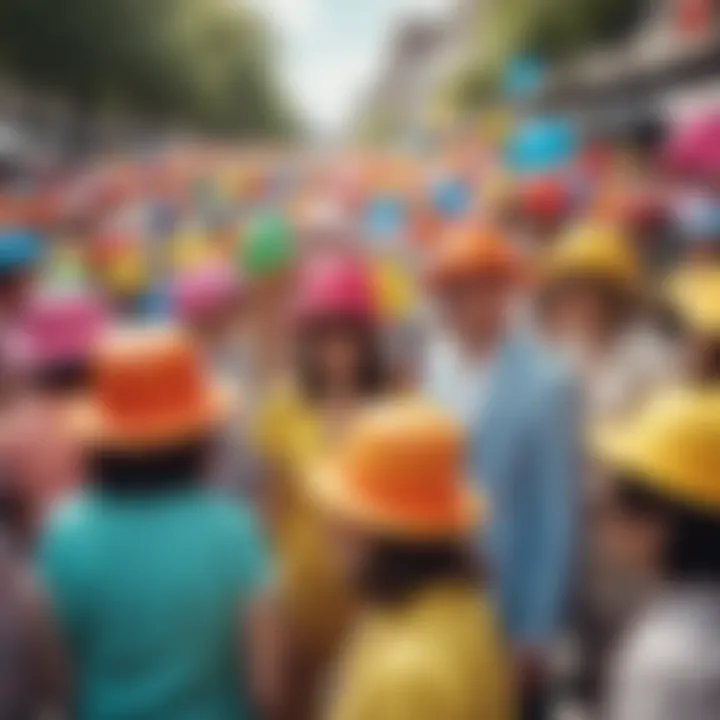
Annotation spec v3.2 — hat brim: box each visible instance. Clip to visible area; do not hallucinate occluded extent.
[592,422,712,510]
[66,383,233,451]
[309,461,484,540]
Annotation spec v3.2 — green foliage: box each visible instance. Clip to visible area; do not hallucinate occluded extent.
[0,0,295,137]
[448,0,645,110]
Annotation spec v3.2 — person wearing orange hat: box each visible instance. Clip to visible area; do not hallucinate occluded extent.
[35,327,279,720]
[537,222,674,419]
[591,388,720,720]
[311,398,513,720]
[424,222,579,720]
[253,254,395,719]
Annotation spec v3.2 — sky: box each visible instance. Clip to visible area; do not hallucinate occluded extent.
[247,0,453,134]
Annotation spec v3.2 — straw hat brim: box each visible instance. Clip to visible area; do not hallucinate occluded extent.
[592,422,720,511]
[66,382,233,451]
[309,461,484,540]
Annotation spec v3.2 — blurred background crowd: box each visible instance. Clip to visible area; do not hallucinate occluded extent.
[1,1,720,720]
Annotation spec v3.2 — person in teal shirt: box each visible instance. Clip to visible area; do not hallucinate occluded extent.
[35,327,278,720]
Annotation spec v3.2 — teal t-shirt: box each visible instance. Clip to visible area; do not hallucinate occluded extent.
[38,488,271,720]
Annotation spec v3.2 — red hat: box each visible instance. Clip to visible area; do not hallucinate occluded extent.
[518,175,569,220]
[294,254,375,325]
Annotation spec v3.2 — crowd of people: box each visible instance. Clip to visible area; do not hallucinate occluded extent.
[1,111,720,720]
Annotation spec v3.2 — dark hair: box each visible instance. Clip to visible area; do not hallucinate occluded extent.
[358,537,482,606]
[538,275,637,335]
[296,317,390,401]
[89,435,215,495]
[615,474,720,582]
[31,358,90,396]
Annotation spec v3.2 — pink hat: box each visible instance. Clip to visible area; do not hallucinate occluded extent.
[665,111,720,179]
[172,264,242,323]
[294,254,375,326]
[7,291,107,368]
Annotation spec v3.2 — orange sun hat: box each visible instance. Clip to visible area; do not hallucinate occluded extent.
[427,222,525,288]
[310,398,483,539]
[68,326,231,450]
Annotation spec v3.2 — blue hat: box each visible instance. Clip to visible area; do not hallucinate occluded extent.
[0,228,43,275]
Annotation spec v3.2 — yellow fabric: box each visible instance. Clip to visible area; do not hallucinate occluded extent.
[593,387,720,510]
[327,585,514,720]
[253,386,355,655]
[545,222,637,285]
[370,258,417,323]
[665,267,720,335]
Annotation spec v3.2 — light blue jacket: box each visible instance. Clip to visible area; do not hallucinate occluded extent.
[424,332,579,645]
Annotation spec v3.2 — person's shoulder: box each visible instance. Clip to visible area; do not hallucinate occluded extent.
[621,599,720,688]
[41,491,98,543]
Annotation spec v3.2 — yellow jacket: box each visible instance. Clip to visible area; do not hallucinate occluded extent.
[328,584,514,720]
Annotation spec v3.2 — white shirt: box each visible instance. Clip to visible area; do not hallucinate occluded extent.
[423,336,495,429]
[608,586,720,720]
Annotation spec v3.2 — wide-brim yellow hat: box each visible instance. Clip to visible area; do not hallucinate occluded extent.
[309,398,484,540]
[664,267,720,336]
[593,387,720,511]
[544,222,638,287]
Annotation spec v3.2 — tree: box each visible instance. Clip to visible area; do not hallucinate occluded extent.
[0,0,295,139]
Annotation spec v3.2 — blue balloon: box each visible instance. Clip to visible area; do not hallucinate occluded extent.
[503,56,545,99]
[364,195,407,240]
[505,116,578,175]
[0,228,43,274]
[431,177,471,219]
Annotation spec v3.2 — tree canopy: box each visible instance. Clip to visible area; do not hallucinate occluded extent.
[0,0,295,137]
[448,0,646,109]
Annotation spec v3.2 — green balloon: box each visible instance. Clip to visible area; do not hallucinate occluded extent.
[241,214,295,278]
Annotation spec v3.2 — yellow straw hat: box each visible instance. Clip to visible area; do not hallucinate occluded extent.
[544,222,638,287]
[593,387,720,511]
[664,267,720,336]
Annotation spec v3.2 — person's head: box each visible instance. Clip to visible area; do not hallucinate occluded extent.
[294,254,388,400]
[539,276,637,347]
[7,290,107,401]
[310,399,483,605]
[593,388,720,585]
[538,222,639,346]
[67,325,229,494]
[428,224,523,350]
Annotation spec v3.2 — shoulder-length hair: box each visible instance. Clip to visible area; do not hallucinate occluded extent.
[615,474,720,583]
[358,536,483,607]
[89,435,216,495]
[295,317,391,402]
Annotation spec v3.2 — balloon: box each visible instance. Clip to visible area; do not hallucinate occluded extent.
[430,176,471,219]
[240,214,295,278]
[364,196,407,241]
[505,116,578,176]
